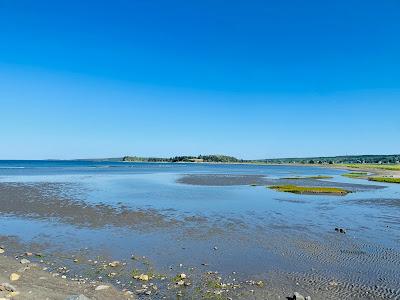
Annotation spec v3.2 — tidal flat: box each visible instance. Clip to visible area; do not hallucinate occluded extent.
[0,161,400,299]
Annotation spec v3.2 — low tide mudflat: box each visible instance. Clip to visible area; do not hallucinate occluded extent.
[0,161,400,299]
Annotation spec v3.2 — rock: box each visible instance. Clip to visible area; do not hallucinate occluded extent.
[108,261,120,267]
[176,280,185,286]
[335,227,346,234]
[10,273,20,281]
[136,288,147,294]
[179,273,187,279]
[20,258,30,264]
[256,280,264,287]
[25,252,33,256]
[95,285,110,291]
[0,283,17,292]
[329,280,338,287]
[293,292,305,300]
[305,297,312,300]
[0,249,4,254]
[138,274,149,281]
[65,295,90,300]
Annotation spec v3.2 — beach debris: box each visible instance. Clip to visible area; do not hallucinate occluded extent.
[95,285,110,291]
[10,273,20,281]
[25,252,33,256]
[20,258,30,264]
[334,228,346,234]
[0,248,4,254]
[65,295,90,300]
[179,273,187,279]
[213,246,218,250]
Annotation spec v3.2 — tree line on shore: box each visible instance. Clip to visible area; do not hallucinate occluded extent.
[122,154,400,164]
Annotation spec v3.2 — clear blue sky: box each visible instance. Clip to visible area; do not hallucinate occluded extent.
[1,0,399,159]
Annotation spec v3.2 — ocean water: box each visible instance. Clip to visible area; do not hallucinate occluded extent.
[0,160,399,292]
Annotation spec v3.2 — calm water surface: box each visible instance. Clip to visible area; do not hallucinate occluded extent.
[0,160,399,283]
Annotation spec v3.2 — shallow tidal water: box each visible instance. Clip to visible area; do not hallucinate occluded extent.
[0,161,400,299]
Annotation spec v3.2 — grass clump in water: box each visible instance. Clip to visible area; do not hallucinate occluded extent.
[268,184,349,195]
[306,175,333,179]
[342,172,368,178]
[368,177,400,184]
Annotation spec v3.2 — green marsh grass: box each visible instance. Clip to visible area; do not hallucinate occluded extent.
[268,184,349,195]
[342,172,368,178]
[368,177,400,184]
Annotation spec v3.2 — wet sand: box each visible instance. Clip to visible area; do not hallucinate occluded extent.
[177,174,384,192]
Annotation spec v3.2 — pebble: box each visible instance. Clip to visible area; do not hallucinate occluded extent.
[108,261,120,267]
[176,280,185,286]
[65,295,90,300]
[138,274,149,281]
[329,280,338,287]
[20,258,30,264]
[95,285,110,291]
[10,273,20,281]
[335,227,346,234]
[136,288,147,294]
[293,292,305,300]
